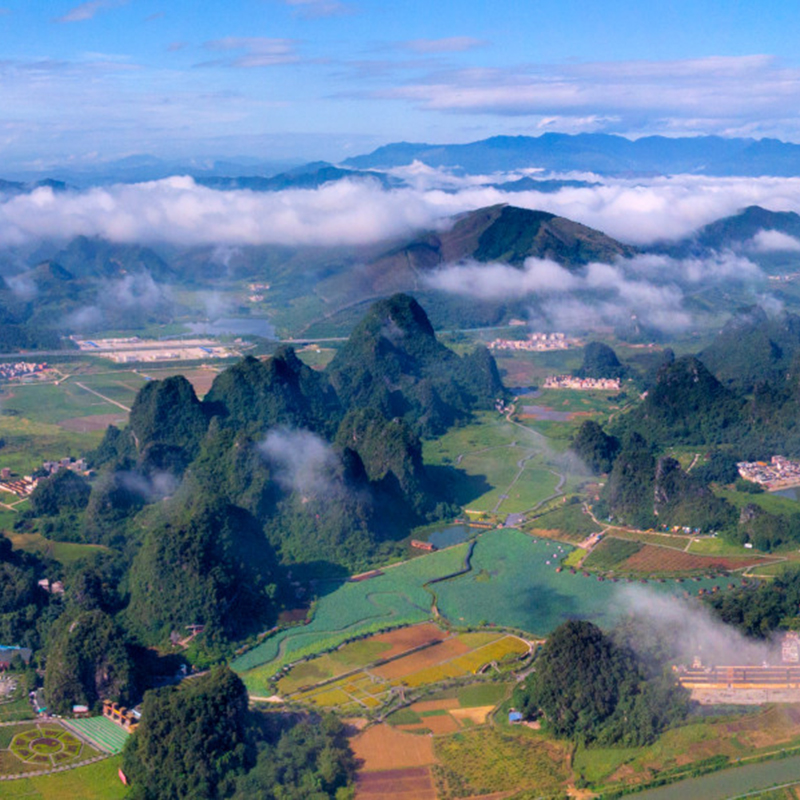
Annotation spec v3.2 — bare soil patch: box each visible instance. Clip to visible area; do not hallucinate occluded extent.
[355,766,436,800]
[372,638,471,680]
[351,724,435,771]
[371,623,448,660]
[450,705,495,725]
[398,715,460,735]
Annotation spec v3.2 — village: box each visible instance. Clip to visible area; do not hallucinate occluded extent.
[0,456,88,498]
[488,332,579,351]
[543,375,622,390]
[737,455,800,489]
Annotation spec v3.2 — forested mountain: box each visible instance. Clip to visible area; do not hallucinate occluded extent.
[23,293,501,673]
[196,161,397,192]
[204,348,342,438]
[700,306,800,391]
[328,293,503,436]
[615,355,743,445]
[664,205,800,256]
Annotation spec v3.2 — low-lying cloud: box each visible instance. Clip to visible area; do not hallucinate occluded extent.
[617,586,780,667]
[3,173,800,251]
[747,229,800,252]
[4,173,800,255]
[424,251,764,333]
[259,427,343,499]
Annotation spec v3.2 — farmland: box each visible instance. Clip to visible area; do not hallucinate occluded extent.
[527,501,603,542]
[583,536,643,569]
[274,626,528,714]
[421,413,563,515]
[433,727,572,799]
[240,528,744,695]
[234,543,471,683]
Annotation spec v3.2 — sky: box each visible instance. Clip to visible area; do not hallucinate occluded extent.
[3,0,800,169]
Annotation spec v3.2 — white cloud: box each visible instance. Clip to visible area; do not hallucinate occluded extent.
[748,229,800,252]
[202,37,298,68]
[380,55,800,139]
[55,0,127,23]
[259,428,341,498]
[4,173,800,254]
[402,37,485,54]
[424,251,764,334]
[283,0,353,18]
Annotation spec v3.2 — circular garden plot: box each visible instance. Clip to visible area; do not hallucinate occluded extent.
[10,725,84,767]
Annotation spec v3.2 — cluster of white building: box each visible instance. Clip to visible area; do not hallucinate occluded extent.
[488,332,577,352]
[543,376,622,390]
[737,455,800,489]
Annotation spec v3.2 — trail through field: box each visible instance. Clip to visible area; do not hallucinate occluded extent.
[72,382,131,412]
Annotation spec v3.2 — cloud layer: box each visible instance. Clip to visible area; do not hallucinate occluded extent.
[425,252,764,333]
[3,172,800,253]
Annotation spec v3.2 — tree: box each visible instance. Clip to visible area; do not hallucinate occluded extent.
[29,469,91,517]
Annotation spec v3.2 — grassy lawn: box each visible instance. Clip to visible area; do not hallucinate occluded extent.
[1,755,129,799]
[688,536,768,557]
[0,382,123,425]
[527,502,602,541]
[0,415,104,475]
[3,532,110,565]
[0,674,35,723]
[716,487,800,516]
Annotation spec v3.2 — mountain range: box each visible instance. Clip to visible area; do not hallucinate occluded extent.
[342,133,800,177]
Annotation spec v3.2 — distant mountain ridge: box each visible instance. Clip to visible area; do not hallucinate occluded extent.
[661,205,800,255]
[342,133,800,177]
[328,204,634,301]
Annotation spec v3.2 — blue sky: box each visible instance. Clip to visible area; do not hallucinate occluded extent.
[3,0,800,168]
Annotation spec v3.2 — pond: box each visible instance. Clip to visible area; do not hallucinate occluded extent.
[427,525,475,549]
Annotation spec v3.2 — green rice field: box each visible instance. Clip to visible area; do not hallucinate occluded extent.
[422,414,563,514]
[433,529,731,635]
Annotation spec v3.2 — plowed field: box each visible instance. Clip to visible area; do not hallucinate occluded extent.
[351,724,435,770]
[355,766,436,800]
[620,545,775,574]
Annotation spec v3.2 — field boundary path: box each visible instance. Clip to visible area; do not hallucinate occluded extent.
[0,753,109,781]
[72,381,131,412]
